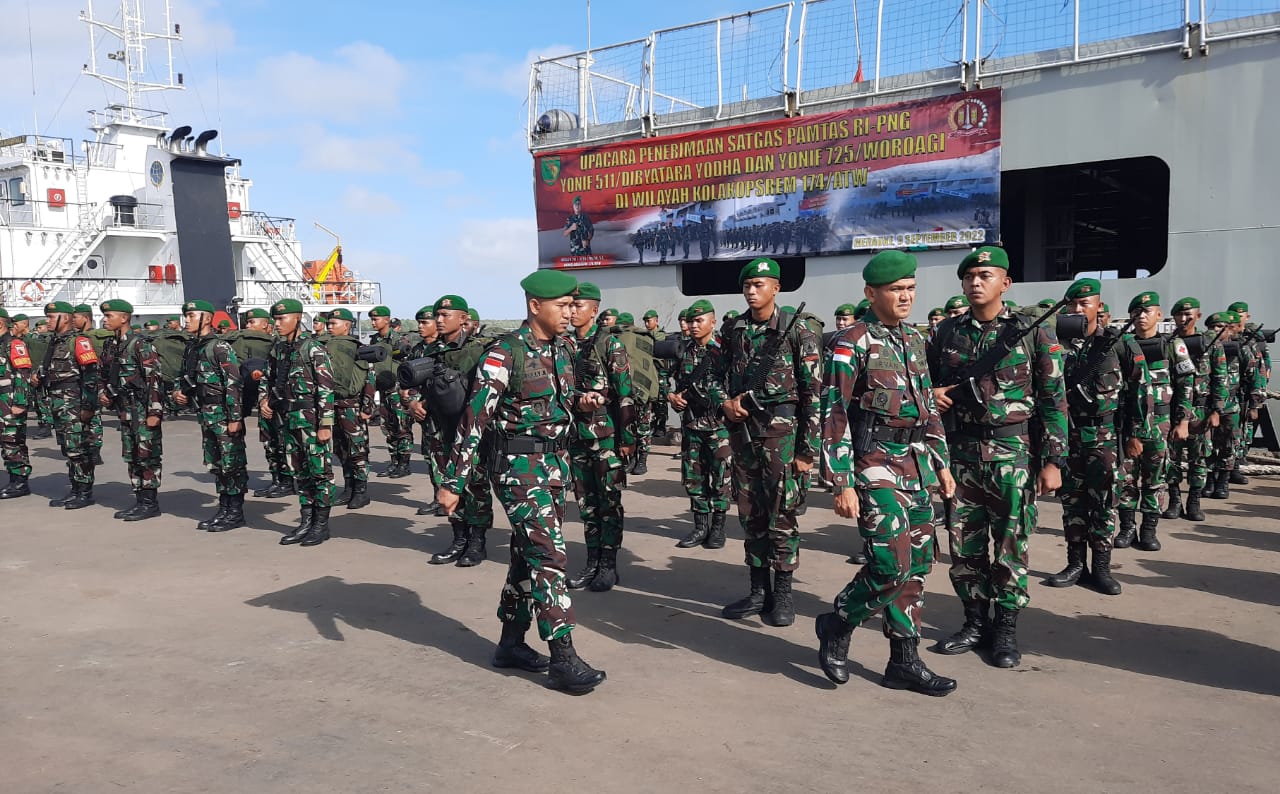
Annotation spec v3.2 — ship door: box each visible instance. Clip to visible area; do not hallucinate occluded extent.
[2,177,33,226]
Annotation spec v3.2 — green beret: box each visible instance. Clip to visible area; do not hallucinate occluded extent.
[944,295,969,311]
[72,303,93,315]
[928,307,945,318]
[853,299,872,320]
[45,301,74,314]
[1171,297,1200,313]
[957,245,1009,278]
[687,299,715,317]
[182,299,216,314]
[216,319,231,329]
[314,311,330,322]
[863,250,917,286]
[143,320,160,329]
[369,305,392,317]
[780,305,796,315]
[1206,311,1234,327]
[35,318,47,327]
[741,257,781,283]
[643,309,658,320]
[1228,301,1249,313]
[100,299,134,314]
[520,269,578,299]
[468,308,480,321]
[1128,291,1160,313]
[574,282,602,302]
[1101,303,1111,314]
[604,308,619,318]
[414,305,435,321]
[723,310,740,321]
[433,294,469,313]
[1037,298,1057,309]
[1223,310,1241,324]
[166,315,180,322]
[834,303,857,317]
[328,307,355,322]
[1003,300,1017,309]
[617,312,634,326]
[0,308,9,320]
[244,308,271,320]
[11,313,28,322]
[1064,278,1102,300]
[131,324,141,331]
[270,298,304,317]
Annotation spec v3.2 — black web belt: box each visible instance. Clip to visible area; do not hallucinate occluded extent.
[1073,412,1115,427]
[870,424,927,444]
[953,421,1029,440]
[503,435,569,454]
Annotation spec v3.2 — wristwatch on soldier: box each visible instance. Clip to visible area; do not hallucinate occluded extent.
[1044,456,1066,470]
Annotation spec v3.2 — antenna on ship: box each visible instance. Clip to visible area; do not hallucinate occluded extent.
[80,0,184,124]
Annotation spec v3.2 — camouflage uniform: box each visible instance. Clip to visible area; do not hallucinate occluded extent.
[370,327,415,471]
[332,347,376,493]
[1166,331,1228,506]
[1210,344,1244,478]
[41,331,100,495]
[23,330,54,433]
[0,330,33,486]
[1118,335,1193,516]
[927,308,1068,617]
[277,330,336,509]
[102,331,165,492]
[1234,337,1264,464]
[258,336,296,493]
[676,334,731,516]
[1238,327,1271,460]
[186,331,247,498]
[404,336,443,489]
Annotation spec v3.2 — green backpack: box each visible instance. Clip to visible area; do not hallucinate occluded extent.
[148,331,192,383]
[84,328,116,356]
[318,334,372,400]
[603,325,660,403]
[224,329,275,367]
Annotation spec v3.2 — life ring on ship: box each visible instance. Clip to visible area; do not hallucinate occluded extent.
[19,280,46,303]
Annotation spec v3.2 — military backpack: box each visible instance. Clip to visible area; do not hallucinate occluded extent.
[317,333,372,400]
[602,325,660,403]
[147,330,193,383]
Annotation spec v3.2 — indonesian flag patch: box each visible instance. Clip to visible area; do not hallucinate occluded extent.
[482,352,505,375]
[74,336,99,366]
[832,343,853,365]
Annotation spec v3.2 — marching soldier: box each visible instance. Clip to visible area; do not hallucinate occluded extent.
[718,257,821,628]
[0,309,33,499]
[1164,297,1227,521]
[175,300,247,531]
[833,303,857,331]
[436,269,606,694]
[262,299,336,547]
[403,307,442,515]
[34,301,99,508]
[1115,292,1193,552]
[98,299,165,521]
[23,317,53,438]
[1228,301,1267,486]
[927,246,1067,669]
[814,250,957,695]
[237,308,294,499]
[927,307,946,331]
[327,308,376,510]
[369,305,414,479]
[1047,279,1151,596]
[72,303,105,465]
[311,312,329,336]
[565,282,637,592]
[670,300,731,550]
[1205,311,1245,499]
[644,310,672,445]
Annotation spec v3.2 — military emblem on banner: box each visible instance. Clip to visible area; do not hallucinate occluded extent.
[541,156,561,186]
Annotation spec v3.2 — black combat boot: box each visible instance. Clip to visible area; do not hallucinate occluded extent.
[882,637,957,696]
[49,484,75,507]
[763,570,795,627]
[334,477,353,506]
[387,454,411,479]
[429,523,469,565]
[416,499,440,516]
[1229,469,1248,485]
[31,424,51,439]
[376,458,396,477]
[253,475,281,498]
[546,634,606,694]
[1161,484,1182,519]
[457,527,488,567]
[491,623,551,673]
[1211,470,1230,500]
[114,491,143,519]
[815,612,855,684]
[704,511,727,549]
[589,548,619,592]
[300,507,331,546]
[722,566,770,619]
[676,513,709,548]
[631,451,648,476]
[264,477,296,499]
[63,483,95,510]
[989,605,1021,668]
[123,489,160,522]
[934,600,990,655]
[1045,542,1089,587]
[566,547,601,590]
[346,481,370,510]
[0,475,30,499]
[847,546,869,565]
[209,494,246,532]
[1182,489,1206,522]
[1113,508,1137,549]
[198,494,229,529]
[1133,512,1162,552]
[280,507,314,545]
[1086,547,1122,595]
[93,451,104,467]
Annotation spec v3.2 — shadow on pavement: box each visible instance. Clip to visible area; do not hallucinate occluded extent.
[1123,558,1280,608]
[1169,523,1280,554]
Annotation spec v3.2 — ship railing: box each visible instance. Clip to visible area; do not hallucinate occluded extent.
[235,279,382,308]
[0,134,76,165]
[237,211,298,241]
[82,140,123,169]
[0,278,184,309]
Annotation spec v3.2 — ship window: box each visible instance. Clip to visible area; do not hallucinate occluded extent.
[1000,156,1169,282]
[680,256,805,297]
[6,177,24,206]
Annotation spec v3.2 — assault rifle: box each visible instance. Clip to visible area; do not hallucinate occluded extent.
[729,302,806,445]
[1068,317,1136,405]
[101,336,123,405]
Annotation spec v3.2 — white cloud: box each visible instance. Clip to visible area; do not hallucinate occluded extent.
[295,126,420,173]
[342,185,402,216]
[232,41,407,121]
[458,44,576,98]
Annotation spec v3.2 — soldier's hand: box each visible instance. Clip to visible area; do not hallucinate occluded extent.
[1125,437,1144,457]
[437,487,460,515]
[145,415,160,429]
[409,402,427,421]
[833,487,859,519]
[259,400,273,419]
[619,444,635,460]
[11,406,25,416]
[722,396,749,422]
[932,386,956,411]
[577,392,605,411]
[317,427,332,443]
[79,410,93,422]
[669,392,688,411]
[937,467,957,499]
[1037,463,1062,496]
[174,391,189,406]
[228,421,242,435]
[1171,419,1190,441]
[1208,411,1220,428]
[98,391,111,408]
[794,455,814,474]
[1249,408,1259,421]
[360,412,372,421]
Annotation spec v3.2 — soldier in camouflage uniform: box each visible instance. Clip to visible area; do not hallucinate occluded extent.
[402,308,443,514]
[33,301,100,509]
[72,304,105,465]
[717,257,821,628]
[944,295,969,319]
[670,300,731,550]
[1228,301,1268,487]
[1046,278,1152,596]
[327,308,376,511]
[644,310,672,445]
[1164,297,1228,521]
[175,300,247,531]
[436,269,606,695]
[22,318,53,439]
[262,299,337,547]
[239,309,294,499]
[814,250,958,696]
[0,309,33,499]
[927,246,1068,669]
[1205,311,1245,499]
[563,196,594,255]
[369,305,414,479]
[98,299,166,521]
[565,282,637,592]
[1115,292,1193,552]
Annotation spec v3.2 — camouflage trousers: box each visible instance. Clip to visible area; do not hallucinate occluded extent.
[570,443,625,550]
[833,487,935,638]
[651,386,670,439]
[200,420,247,496]
[1210,412,1240,473]
[493,480,576,641]
[89,409,103,452]
[948,450,1035,611]
[48,387,94,487]
[419,420,446,489]
[116,402,162,491]
[1119,433,1169,514]
[378,390,414,457]
[731,431,801,571]
[259,408,291,479]
[1167,409,1213,490]
[634,403,654,456]
[1061,427,1119,551]
[31,387,52,426]
[1,409,29,478]
[454,460,494,529]
[333,400,370,485]
[286,425,333,508]
[682,425,731,513]
[1237,412,1256,461]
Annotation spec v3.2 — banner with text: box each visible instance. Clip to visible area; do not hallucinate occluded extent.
[535,88,1001,270]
